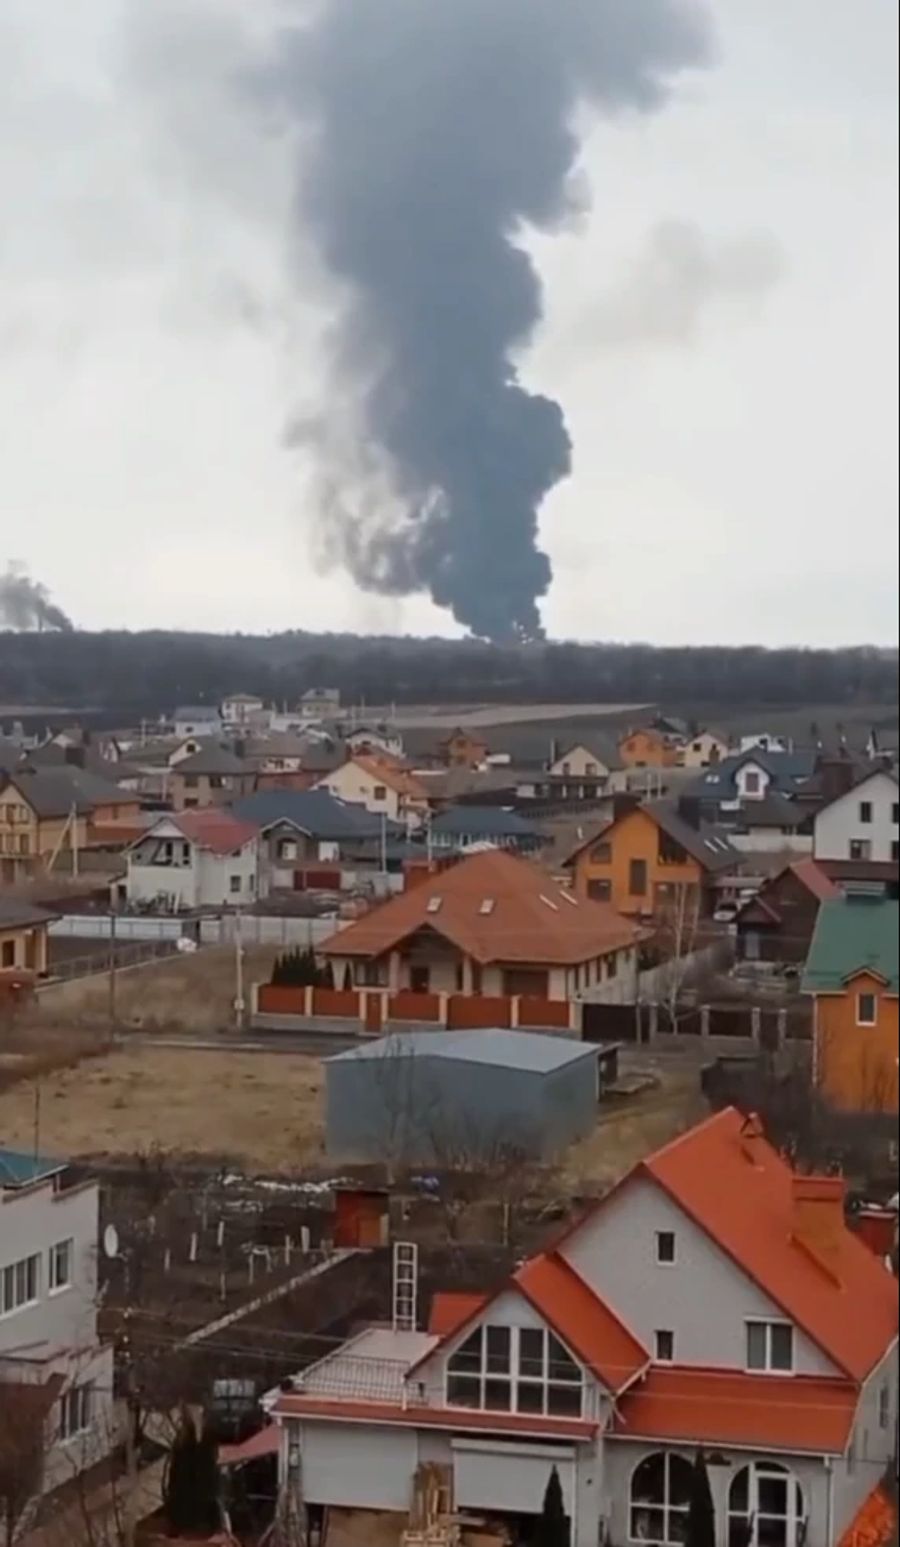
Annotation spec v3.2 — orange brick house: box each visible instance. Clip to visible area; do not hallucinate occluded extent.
[618,726,682,770]
[439,728,489,770]
[565,798,735,919]
[803,895,899,1112]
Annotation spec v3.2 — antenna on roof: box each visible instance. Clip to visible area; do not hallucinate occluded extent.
[392,1241,418,1333]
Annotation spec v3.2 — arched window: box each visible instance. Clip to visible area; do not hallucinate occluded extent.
[630,1452,693,1544]
[728,1461,807,1547]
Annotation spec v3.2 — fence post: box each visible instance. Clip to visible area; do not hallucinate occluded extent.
[438,993,449,1029]
[304,984,313,1019]
[777,1008,787,1050]
[751,1006,762,1046]
[510,996,520,1029]
[649,1002,659,1041]
[701,1005,711,1039]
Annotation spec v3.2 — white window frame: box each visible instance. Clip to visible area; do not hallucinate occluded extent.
[445,1323,584,1419]
[879,1384,891,1431]
[629,1452,693,1546]
[857,992,878,1027]
[0,1253,41,1317]
[745,1319,794,1374]
[59,1383,94,1442]
[655,1231,676,1267]
[654,1330,675,1364]
[728,1460,806,1547]
[49,1238,74,1295]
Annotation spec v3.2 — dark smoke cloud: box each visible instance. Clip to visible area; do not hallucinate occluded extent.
[0,563,73,631]
[268,0,711,639]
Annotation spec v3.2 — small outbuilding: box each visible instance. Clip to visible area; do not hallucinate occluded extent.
[325,1028,605,1167]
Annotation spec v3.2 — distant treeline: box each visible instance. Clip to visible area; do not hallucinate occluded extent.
[0,630,896,715]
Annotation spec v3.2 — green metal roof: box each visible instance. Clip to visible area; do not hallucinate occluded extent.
[802,897,900,995]
[0,1148,64,1188]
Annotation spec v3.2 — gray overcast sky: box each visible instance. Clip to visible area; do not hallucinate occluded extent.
[1,0,897,645]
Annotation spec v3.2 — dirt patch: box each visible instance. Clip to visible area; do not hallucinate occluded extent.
[0,1044,325,1170]
[558,1063,706,1193]
[31,946,279,1037]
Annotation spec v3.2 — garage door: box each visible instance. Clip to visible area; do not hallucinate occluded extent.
[453,1439,575,1515]
[302,1423,416,1510]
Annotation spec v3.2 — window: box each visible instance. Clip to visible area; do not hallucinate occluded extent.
[629,859,649,897]
[892,842,900,863]
[588,879,612,902]
[630,1453,693,1545]
[655,1330,675,1363]
[860,801,874,824]
[49,1239,74,1293]
[561,762,571,775]
[229,875,242,894]
[879,1384,891,1431]
[591,841,612,863]
[373,784,387,801]
[728,1461,806,1547]
[656,1231,676,1266]
[746,1320,793,1373]
[586,762,598,777]
[279,840,298,862]
[1,941,14,969]
[850,839,872,861]
[59,1384,93,1441]
[183,774,199,789]
[744,771,762,794]
[893,803,900,826]
[0,1253,40,1316]
[857,993,878,1026]
[606,954,618,979]
[446,1325,582,1419]
[209,775,224,790]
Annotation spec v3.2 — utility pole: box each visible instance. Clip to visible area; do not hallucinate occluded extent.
[108,903,118,1041]
[234,911,245,1034]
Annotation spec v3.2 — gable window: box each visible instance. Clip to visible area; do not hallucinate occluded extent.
[728,1461,806,1547]
[746,1320,793,1373]
[279,840,298,862]
[586,762,598,776]
[49,1239,74,1293]
[373,785,387,801]
[629,859,649,897]
[744,771,762,794]
[860,801,874,824]
[654,1330,675,1363]
[857,993,878,1027]
[656,1231,676,1266]
[849,839,872,861]
[630,1453,693,1545]
[446,1324,582,1418]
[591,841,612,864]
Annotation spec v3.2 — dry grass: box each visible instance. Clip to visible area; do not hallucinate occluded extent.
[0,1044,325,1170]
[30,947,279,1038]
[559,1066,706,1193]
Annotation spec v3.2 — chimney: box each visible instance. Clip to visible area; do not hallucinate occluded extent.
[816,754,856,804]
[613,793,640,821]
[792,1174,846,1277]
[852,1206,898,1263]
[677,795,702,830]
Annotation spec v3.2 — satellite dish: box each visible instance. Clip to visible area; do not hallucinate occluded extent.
[103,1224,120,1260]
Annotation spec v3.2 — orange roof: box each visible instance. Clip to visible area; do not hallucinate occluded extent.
[514,1252,648,1394]
[428,1292,488,1337]
[320,848,643,966]
[268,1394,595,1441]
[171,809,259,856]
[839,1486,897,1547]
[635,1109,898,1382]
[349,755,429,801]
[612,1366,857,1454]
[790,856,841,901]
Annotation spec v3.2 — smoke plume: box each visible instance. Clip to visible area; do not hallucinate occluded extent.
[269,0,711,640]
[0,563,73,632]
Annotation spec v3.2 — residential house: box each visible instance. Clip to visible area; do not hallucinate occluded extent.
[264,1107,898,1547]
[803,894,899,1113]
[439,728,490,770]
[740,732,793,754]
[736,858,839,963]
[565,798,736,919]
[320,847,643,998]
[345,723,405,760]
[0,1148,116,1508]
[125,809,261,911]
[173,705,223,740]
[0,898,56,975]
[241,733,315,776]
[221,693,270,732]
[691,749,818,811]
[814,768,900,866]
[0,768,141,882]
[315,755,431,831]
[677,728,730,769]
[427,806,546,855]
[298,687,341,722]
[726,793,812,853]
[169,746,256,811]
[232,789,402,889]
[548,742,616,782]
[618,726,682,770]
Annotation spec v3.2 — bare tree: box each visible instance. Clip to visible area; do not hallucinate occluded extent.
[653,882,703,1033]
[0,1383,47,1547]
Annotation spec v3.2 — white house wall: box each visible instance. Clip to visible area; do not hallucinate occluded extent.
[814,772,899,863]
[0,1181,103,1358]
[197,845,259,907]
[558,1175,838,1377]
[299,1421,416,1510]
[829,1342,899,1537]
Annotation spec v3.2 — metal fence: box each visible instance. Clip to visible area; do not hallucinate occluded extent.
[200,915,347,947]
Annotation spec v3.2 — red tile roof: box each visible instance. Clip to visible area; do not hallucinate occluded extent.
[170,810,259,856]
[611,1366,857,1454]
[347,755,429,801]
[320,848,643,966]
[790,856,841,901]
[839,1486,897,1547]
[514,1252,648,1394]
[267,1394,596,1441]
[637,1109,898,1382]
[428,1291,488,1338]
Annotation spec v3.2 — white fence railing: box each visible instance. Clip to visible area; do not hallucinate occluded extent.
[199,915,347,947]
[49,916,185,942]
